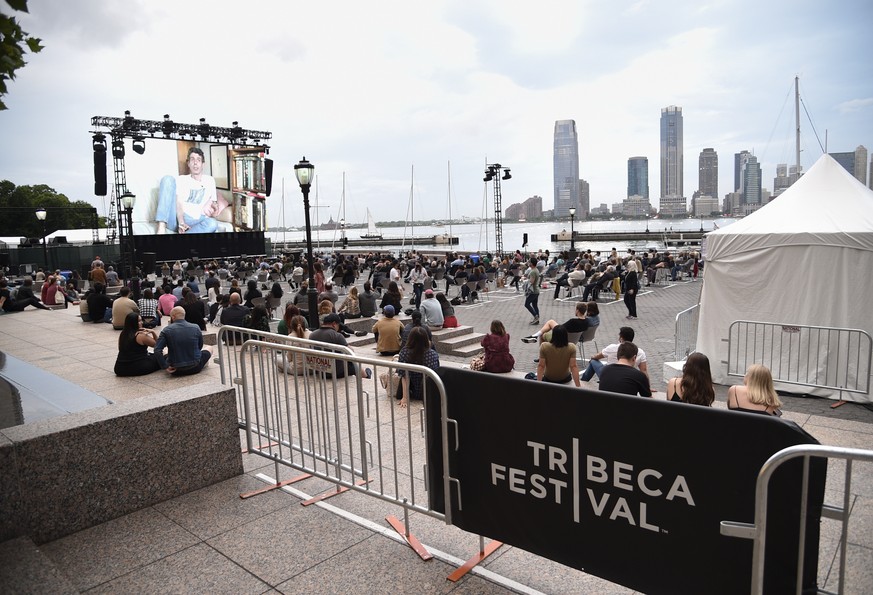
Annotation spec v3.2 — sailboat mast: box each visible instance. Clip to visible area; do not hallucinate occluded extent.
[795,75,801,174]
[282,177,286,246]
[410,164,415,253]
[447,160,453,246]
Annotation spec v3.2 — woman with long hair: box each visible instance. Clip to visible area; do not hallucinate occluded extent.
[728,364,783,416]
[536,324,580,386]
[436,292,459,328]
[277,302,302,335]
[244,279,262,308]
[270,281,283,299]
[114,312,160,376]
[338,286,362,319]
[481,319,515,373]
[379,281,403,314]
[243,304,271,334]
[397,326,440,408]
[313,262,326,293]
[667,352,715,406]
[181,287,207,330]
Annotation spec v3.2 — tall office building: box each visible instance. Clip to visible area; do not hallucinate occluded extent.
[627,157,649,199]
[869,154,873,190]
[741,155,762,205]
[773,163,791,197]
[829,151,856,177]
[698,148,718,199]
[734,150,751,193]
[854,145,868,186]
[579,179,590,218]
[659,106,684,202]
[553,120,580,218]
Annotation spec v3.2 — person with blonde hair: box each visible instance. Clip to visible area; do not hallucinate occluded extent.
[728,364,783,416]
[623,260,639,320]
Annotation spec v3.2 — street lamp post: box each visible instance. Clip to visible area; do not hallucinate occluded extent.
[568,206,576,258]
[35,207,49,271]
[295,157,319,330]
[340,218,347,249]
[121,192,136,280]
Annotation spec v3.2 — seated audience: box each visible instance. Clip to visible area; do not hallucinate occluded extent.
[666,352,715,406]
[581,326,648,383]
[154,306,212,376]
[114,312,160,376]
[138,288,161,328]
[181,287,207,330]
[481,319,515,373]
[397,326,440,408]
[436,292,459,328]
[418,289,444,328]
[277,302,302,335]
[536,324,581,386]
[728,364,783,416]
[277,314,311,375]
[359,282,378,317]
[522,301,595,344]
[310,313,371,379]
[599,342,652,397]
[338,286,362,319]
[400,310,433,348]
[371,305,404,356]
[0,279,51,312]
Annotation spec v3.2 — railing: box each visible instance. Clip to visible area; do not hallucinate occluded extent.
[721,445,873,595]
[725,321,872,400]
[674,303,700,359]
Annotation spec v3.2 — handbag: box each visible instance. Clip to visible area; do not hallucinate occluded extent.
[469,354,485,371]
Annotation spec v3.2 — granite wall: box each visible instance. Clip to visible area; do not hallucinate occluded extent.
[0,382,242,544]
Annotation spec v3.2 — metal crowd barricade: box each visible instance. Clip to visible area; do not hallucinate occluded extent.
[725,321,872,401]
[674,303,699,359]
[720,445,873,595]
[216,325,356,426]
[230,336,459,529]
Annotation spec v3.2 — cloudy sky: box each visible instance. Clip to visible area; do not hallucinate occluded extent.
[1,0,871,228]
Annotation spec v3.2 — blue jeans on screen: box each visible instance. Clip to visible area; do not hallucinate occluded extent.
[155,175,179,232]
[581,358,604,382]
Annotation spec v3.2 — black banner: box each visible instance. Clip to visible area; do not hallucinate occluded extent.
[427,368,825,595]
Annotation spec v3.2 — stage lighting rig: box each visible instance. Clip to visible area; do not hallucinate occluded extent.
[91,112,271,149]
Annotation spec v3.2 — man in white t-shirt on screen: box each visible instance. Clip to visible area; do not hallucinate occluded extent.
[156,147,229,234]
[581,326,649,384]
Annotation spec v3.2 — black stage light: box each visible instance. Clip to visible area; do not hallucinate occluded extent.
[92,133,106,152]
[132,136,146,155]
[502,169,512,180]
[162,114,175,136]
[112,139,125,159]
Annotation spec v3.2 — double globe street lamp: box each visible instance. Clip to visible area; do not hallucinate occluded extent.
[294,157,319,330]
[568,206,576,258]
[35,207,49,271]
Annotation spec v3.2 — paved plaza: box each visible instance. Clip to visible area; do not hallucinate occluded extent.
[1,272,871,594]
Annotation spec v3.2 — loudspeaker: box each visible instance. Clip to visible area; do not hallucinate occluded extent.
[94,149,107,195]
[523,233,528,247]
[142,252,156,275]
[264,158,273,196]
[0,253,9,267]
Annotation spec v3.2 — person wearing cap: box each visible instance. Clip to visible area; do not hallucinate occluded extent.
[371,305,404,356]
[310,313,372,379]
[418,289,444,329]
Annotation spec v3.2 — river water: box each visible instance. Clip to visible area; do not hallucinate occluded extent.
[267,217,738,255]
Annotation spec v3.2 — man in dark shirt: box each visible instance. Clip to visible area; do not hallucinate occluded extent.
[86,282,114,323]
[310,313,370,379]
[155,307,211,376]
[598,342,652,397]
[522,301,592,344]
[204,270,220,295]
[219,292,250,345]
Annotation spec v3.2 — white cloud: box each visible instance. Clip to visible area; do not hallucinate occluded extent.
[837,98,873,114]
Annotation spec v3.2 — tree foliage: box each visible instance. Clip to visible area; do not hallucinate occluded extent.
[0,180,104,239]
[0,0,43,110]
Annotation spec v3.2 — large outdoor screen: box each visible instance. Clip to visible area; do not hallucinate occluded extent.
[123,139,267,236]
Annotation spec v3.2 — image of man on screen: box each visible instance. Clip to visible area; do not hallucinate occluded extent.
[155,147,230,234]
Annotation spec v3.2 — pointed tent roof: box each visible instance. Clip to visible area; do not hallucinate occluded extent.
[705,154,873,259]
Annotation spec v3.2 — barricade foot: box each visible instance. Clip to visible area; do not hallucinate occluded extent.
[830,400,848,409]
[301,479,371,506]
[241,440,279,454]
[386,515,433,561]
[447,539,503,582]
[240,472,311,499]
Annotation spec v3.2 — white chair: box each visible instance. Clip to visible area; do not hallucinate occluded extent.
[578,325,599,361]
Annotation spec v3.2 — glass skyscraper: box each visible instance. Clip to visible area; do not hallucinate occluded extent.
[627,156,649,199]
[659,106,683,200]
[553,120,580,218]
[698,148,718,198]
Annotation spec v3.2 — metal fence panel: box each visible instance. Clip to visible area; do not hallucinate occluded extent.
[674,303,699,359]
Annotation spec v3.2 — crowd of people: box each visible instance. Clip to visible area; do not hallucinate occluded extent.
[1,246,783,416]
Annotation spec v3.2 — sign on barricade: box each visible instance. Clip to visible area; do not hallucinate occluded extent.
[426,368,826,595]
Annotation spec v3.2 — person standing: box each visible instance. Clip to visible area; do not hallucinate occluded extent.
[523,257,541,325]
[624,260,639,320]
[154,307,211,376]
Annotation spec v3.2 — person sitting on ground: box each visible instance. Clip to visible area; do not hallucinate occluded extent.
[481,319,515,373]
[667,352,715,406]
[397,326,440,408]
[44,275,70,308]
[536,324,581,386]
[208,293,227,326]
[65,281,81,304]
[154,306,212,376]
[436,292,459,328]
[401,310,433,349]
[418,288,444,329]
[15,278,41,304]
[138,288,161,328]
[158,284,178,317]
[181,287,207,330]
[277,302,301,335]
[243,304,271,334]
[111,286,139,330]
[220,292,251,344]
[0,278,51,312]
[40,274,53,304]
[293,280,310,316]
[105,266,121,286]
[372,305,404,356]
[581,326,649,384]
[243,279,262,308]
[359,282,378,318]
[522,301,594,344]
[727,364,783,416]
[338,286,362,319]
[114,312,160,376]
[599,342,652,397]
[379,281,403,314]
[277,314,311,375]
[310,313,371,379]
[89,263,107,287]
[85,282,114,322]
[318,281,339,305]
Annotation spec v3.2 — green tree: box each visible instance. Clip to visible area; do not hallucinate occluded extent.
[0,180,102,238]
[1,0,43,110]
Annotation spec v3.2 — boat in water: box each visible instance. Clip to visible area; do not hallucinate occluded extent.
[361,208,382,240]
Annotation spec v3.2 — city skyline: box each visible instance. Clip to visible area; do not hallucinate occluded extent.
[0,0,870,228]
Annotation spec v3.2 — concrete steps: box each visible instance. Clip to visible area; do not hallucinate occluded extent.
[432,327,486,357]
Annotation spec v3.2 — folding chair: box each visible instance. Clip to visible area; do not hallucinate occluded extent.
[578,325,599,361]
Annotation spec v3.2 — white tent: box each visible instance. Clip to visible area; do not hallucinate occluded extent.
[696,154,873,403]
